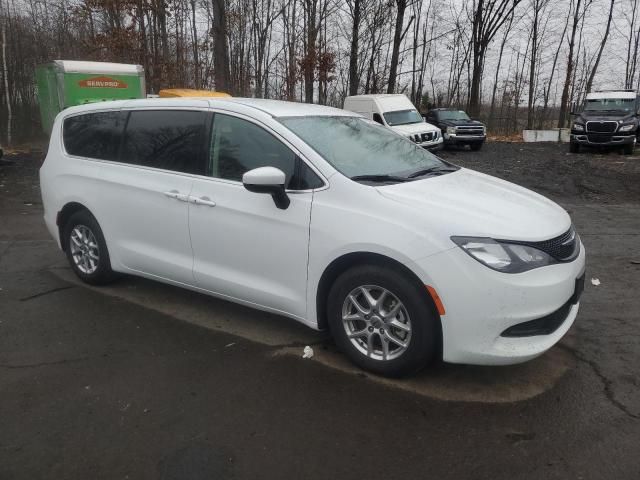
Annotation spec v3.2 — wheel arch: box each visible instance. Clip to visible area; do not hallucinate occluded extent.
[57,202,93,251]
[315,252,443,354]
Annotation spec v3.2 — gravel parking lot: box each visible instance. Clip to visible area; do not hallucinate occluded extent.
[440,141,640,203]
[1,142,639,479]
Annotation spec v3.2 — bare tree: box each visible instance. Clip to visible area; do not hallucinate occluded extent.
[558,0,594,128]
[387,0,414,93]
[619,0,640,89]
[468,0,522,118]
[488,9,515,129]
[585,0,615,93]
[526,0,550,129]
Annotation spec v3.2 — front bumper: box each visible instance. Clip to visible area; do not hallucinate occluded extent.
[443,133,486,145]
[414,242,586,365]
[570,133,636,146]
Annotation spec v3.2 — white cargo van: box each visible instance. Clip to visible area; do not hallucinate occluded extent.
[343,94,443,151]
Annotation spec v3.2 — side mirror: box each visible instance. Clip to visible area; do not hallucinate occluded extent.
[242,166,290,210]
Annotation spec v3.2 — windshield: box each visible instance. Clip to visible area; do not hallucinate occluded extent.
[382,109,423,126]
[278,116,449,180]
[437,110,470,121]
[584,98,636,112]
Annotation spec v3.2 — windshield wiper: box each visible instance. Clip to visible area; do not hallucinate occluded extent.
[406,166,459,179]
[350,174,409,183]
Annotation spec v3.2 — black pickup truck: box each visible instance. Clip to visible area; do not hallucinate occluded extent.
[570,91,639,154]
[423,108,486,151]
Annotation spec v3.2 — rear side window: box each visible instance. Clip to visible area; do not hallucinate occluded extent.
[63,111,126,161]
[120,110,207,175]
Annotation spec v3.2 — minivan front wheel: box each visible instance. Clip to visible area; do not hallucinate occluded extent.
[327,265,438,377]
[63,210,117,285]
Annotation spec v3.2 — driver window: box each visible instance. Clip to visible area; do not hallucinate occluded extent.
[209,113,323,190]
[210,113,296,186]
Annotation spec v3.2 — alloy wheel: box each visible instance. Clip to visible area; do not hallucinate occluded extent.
[70,225,100,274]
[341,285,412,361]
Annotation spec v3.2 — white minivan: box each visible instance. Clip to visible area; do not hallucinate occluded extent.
[343,94,443,151]
[40,98,585,377]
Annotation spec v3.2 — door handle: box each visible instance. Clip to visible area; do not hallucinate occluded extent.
[163,190,190,202]
[190,196,216,207]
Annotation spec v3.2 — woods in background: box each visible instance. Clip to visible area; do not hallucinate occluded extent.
[1,0,640,144]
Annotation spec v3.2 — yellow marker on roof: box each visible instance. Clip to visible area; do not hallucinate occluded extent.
[159,88,231,98]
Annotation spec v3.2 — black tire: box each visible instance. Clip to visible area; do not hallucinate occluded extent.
[470,142,483,151]
[62,210,117,285]
[327,264,439,377]
[569,141,580,153]
[623,143,634,155]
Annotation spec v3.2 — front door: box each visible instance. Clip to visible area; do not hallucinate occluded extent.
[189,112,324,319]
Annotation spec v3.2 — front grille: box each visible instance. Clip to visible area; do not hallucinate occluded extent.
[421,132,435,142]
[501,274,584,337]
[456,126,484,136]
[502,226,579,262]
[411,132,436,143]
[586,121,617,133]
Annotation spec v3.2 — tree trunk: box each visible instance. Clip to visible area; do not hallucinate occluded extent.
[303,0,318,103]
[558,0,582,128]
[526,1,540,129]
[190,0,200,89]
[212,0,231,93]
[387,0,407,93]
[2,23,11,146]
[348,0,361,96]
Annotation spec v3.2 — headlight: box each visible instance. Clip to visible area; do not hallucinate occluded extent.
[572,123,584,132]
[619,123,635,132]
[446,126,456,134]
[451,237,555,273]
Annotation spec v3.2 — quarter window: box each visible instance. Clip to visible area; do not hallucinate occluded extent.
[63,111,126,161]
[210,113,322,190]
[120,110,207,175]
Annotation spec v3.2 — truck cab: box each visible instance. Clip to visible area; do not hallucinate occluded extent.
[424,108,486,151]
[570,90,640,154]
[343,94,443,151]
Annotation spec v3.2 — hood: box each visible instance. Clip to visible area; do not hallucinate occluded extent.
[439,118,485,128]
[576,111,636,123]
[376,168,570,242]
[391,121,439,135]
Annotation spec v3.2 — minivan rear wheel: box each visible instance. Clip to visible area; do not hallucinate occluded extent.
[327,264,438,377]
[63,210,117,285]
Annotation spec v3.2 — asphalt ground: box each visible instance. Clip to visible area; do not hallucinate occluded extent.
[0,142,639,479]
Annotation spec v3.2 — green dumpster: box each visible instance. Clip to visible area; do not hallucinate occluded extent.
[36,60,145,134]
